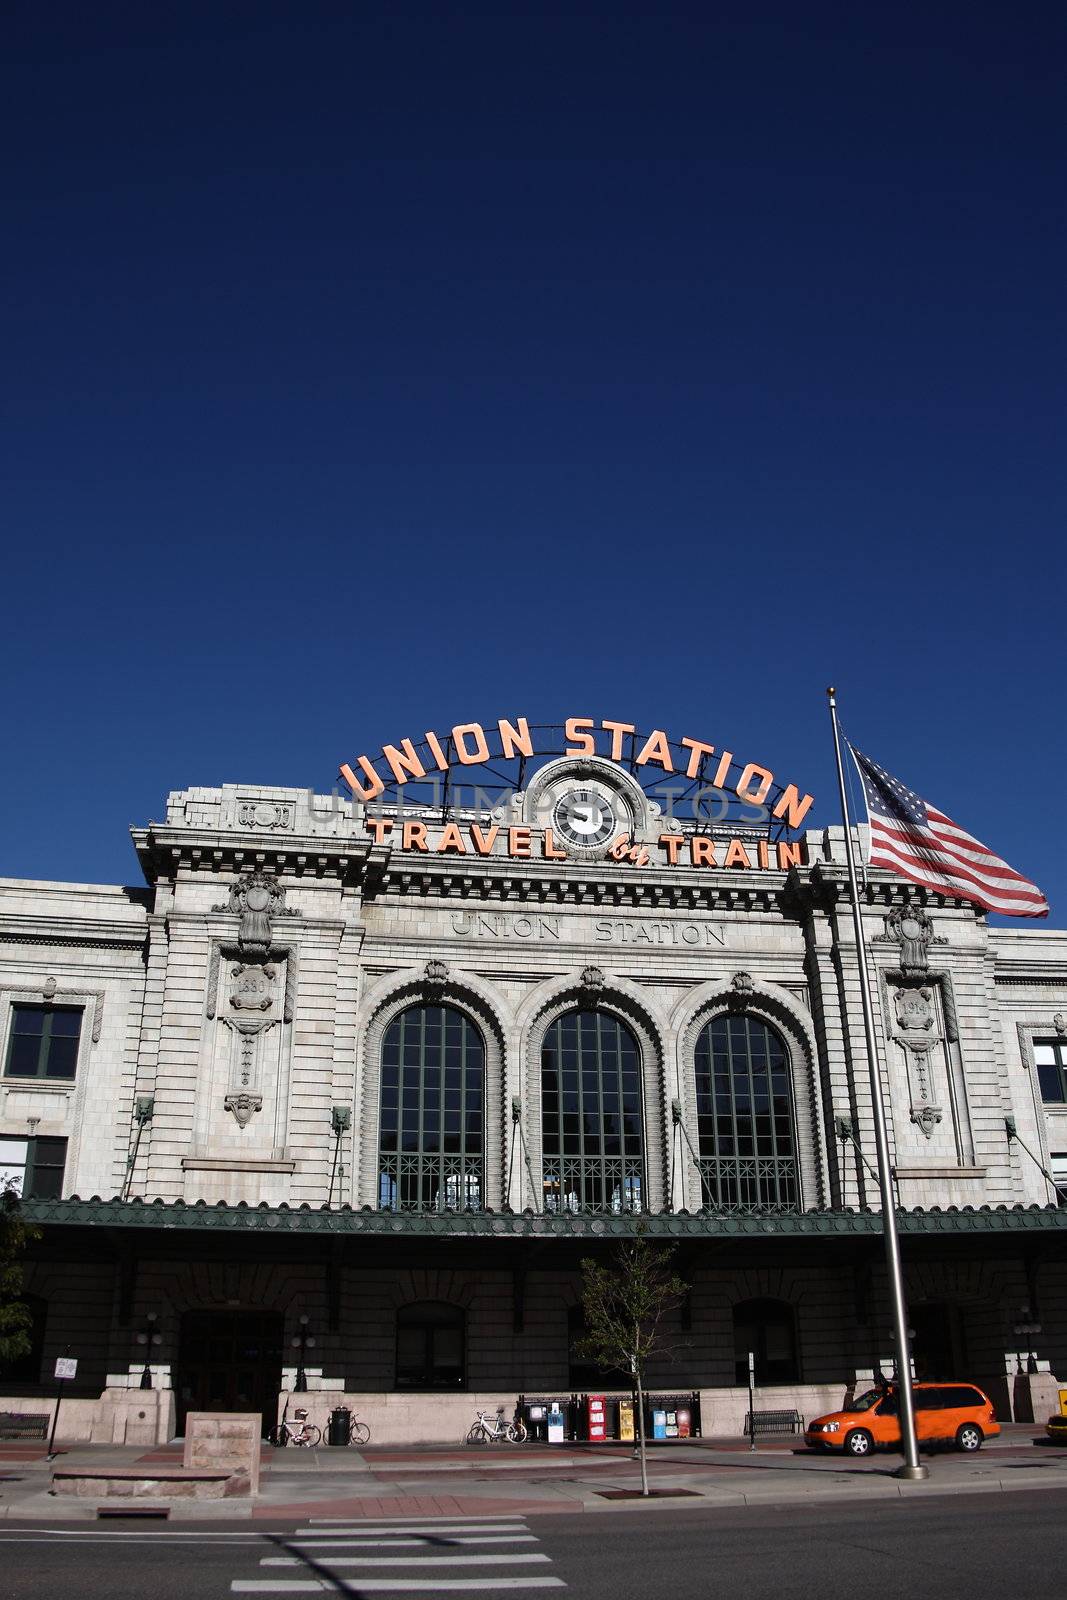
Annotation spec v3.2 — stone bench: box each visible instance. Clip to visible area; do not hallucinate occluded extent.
[51,1465,251,1500]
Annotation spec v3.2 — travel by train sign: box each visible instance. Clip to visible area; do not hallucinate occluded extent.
[339,716,815,872]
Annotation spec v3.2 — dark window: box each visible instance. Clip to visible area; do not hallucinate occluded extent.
[378,1005,484,1212]
[541,1010,645,1214]
[568,1305,628,1390]
[1034,1040,1067,1104]
[395,1301,465,1390]
[695,1014,799,1212]
[0,1136,67,1199]
[0,1292,47,1384]
[5,1006,81,1080]
[733,1297,799,1385]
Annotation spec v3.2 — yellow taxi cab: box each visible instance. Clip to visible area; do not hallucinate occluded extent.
[1045,1412,1067,1444]
[806,1383,1000,1457]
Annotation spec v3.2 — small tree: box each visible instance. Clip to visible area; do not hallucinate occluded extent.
[575,1229,686,1496]
[0,1186,37,1371]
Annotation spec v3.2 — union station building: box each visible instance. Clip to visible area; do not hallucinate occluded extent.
[2,718,1066,1443]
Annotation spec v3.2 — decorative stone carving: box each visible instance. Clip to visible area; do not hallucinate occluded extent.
[224,1091,263,1128]
[423,959,449,992]
[1055,1013,1066,1037]
[894,985,935,1035]
[237,799,294,831]
[579,966,605,997]
[731,970,754,995]
[230,962,275,1013]
[910,1104,942,1138]
[877,901,946,975]
[42,976,57,999]
[212,871,300,955]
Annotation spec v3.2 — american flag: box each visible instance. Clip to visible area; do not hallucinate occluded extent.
[850,746,1049,918]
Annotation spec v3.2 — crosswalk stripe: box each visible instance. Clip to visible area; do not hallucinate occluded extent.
[335,1582,564,1593]
[232,1584,326,1593]
[308,1516,520,1526]
[292,1528,528,1543]
[264,1540,539,1559]
[274,1556,551,1569]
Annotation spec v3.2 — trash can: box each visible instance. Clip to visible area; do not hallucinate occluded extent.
[327,1406,352,1446]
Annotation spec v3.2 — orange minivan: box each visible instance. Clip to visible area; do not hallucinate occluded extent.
[806,1383,1000,1457]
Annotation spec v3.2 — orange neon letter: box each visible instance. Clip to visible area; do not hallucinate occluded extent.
[365,816,394,844]
[436,823,467,854]
[602,720,635,760]
[452,723,490,765]
[690,837,717,867]
[679,736,715,778]
[772,784,815,830]
[383,739,426,785]
[402,821,429,851]
[564,717,595,755]
[736,763,773,806]
[658,833,684,864]
[340,759,385,802]
[635,729,674,772]
[469,824,499,855]
[498,716,534,760]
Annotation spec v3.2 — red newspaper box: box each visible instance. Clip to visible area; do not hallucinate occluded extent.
[586,1394,607,1442]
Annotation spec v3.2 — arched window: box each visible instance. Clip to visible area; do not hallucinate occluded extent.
[733,1297,799,1385]
[379,1005,484,1213]
[395,1301,466,1390]
[694,1014,798,1212]
[541,1009,644,1214]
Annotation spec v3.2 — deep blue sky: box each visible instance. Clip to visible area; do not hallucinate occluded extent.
[3,4,1064,922]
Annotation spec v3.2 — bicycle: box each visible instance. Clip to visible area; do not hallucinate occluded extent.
[465,1408,528,1445]
[348,1417,371,1446]
[269,1408,321,1447]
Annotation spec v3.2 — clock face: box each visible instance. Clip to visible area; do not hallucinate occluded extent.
[552,788,622,850]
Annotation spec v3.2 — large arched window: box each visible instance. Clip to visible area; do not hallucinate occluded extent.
[395,1301,466,1390]
[733,1297,799,1385]
[694,1014,798,1212]
[379,1004,484,1212]
[541,1009,644,1214]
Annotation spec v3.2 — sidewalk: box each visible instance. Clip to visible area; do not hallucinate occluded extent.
[2,1427,1065,1522]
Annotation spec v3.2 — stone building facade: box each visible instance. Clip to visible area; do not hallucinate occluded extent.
[2,743,1066,1443]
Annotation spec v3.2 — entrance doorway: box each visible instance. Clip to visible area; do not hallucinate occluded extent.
[175,1310,283,1437]
[910,1303,968,1381]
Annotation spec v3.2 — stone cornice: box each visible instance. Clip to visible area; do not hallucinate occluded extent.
[20,1195,1067,1240]
[131,825,387,886]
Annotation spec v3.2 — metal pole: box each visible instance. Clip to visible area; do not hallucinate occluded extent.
[46,1379,65,1461]
[827,687,928,1482]
[747,1351,756,1453]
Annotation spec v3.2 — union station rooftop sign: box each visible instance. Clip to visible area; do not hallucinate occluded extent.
[340,715,816,872]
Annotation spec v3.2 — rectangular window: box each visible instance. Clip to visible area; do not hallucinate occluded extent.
[1050,1152,1067,1202]
[1033,1040,1067,1104]
[5,1005,82,1080]
[0,1135,67,1199]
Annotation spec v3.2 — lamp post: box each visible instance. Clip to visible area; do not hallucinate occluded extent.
[291,1315,315,1392]
[135,1313,162,1390]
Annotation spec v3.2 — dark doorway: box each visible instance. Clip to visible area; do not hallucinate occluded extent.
[175,1310,283,1437]
[910,1303,967,1381]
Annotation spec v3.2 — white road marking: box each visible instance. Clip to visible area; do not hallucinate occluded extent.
[267,1555,550,1569]
[293,1527,528,1542]
[308,1516,521,1525]
[233,1585,327,1594]
[335,1581,564,1593]
[264,1539,538,1557]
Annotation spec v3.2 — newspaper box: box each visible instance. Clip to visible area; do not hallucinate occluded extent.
[618,1399,635,1441]
[652,1408,667,1440]
[547,1403,565,1443]
[586,1394,607,1442]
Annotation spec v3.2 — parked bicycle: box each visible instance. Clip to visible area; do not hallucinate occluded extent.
[465,1408,528,1445]
[269,1408,320,1447]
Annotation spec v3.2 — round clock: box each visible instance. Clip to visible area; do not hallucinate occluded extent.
[552,788,623,851]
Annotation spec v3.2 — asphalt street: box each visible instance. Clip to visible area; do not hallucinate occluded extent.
[0,1491,1063,1600]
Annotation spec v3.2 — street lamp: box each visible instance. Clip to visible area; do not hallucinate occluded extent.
[135,1312,162,1390]
[291,1314,315,1392]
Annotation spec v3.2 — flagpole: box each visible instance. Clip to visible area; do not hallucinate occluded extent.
[827,687,928,1482]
